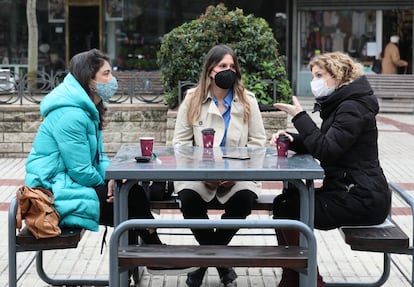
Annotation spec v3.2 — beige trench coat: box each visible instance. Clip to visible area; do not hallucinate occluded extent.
[173,89,267,203]
[381,42,408,74]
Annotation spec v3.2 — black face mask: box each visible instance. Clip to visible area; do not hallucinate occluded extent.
[214,69,237,89]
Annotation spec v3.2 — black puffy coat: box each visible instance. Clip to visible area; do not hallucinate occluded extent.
[279,76,391,229]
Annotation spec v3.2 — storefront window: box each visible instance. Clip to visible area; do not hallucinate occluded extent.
[111,0,287,71]
[1,0,286,75]
[299,10,378,70]
[0,0,66,77]
[0,0,29,77]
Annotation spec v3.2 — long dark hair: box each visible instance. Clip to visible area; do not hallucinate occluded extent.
[69,49,110,129]
[187,44,250,124]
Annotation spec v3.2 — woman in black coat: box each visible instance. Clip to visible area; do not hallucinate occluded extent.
[271,51,391,287]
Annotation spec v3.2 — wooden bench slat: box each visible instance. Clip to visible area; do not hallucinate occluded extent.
[118,245,308,269]
[16,227,85,251]
[366,74,414,99]
[340,223,409,253]
[365,74,414,112]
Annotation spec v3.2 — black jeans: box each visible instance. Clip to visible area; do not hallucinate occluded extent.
[273,183,390,230]
[95,182,160,244]
[178,188,257,245]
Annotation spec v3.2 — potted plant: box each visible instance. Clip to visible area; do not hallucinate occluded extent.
[157,4,292,110]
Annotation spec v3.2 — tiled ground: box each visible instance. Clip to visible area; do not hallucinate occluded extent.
[1,105,414,287]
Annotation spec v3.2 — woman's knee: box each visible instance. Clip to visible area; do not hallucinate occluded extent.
[272,192,300,219]
[224,189,257,217]
[178,189,207,216]
[127,183,153,219]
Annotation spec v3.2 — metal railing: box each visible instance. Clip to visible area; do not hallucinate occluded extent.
[0,70,164,105]
[0,69,277,106]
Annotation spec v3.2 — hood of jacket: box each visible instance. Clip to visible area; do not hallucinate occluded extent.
[40,73,100,122]
[314,75,379,119]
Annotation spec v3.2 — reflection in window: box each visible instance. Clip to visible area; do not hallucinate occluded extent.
[300,10,377,70]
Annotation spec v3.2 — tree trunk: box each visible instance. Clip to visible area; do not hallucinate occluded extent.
[27,0,38,77]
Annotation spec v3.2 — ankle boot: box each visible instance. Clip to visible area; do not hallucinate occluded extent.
[217,267,238,285]
[138,229,162,244]
[317,267,325,287]
[186,267,207,287]
[278,268,299,287]
[276,229,300,287]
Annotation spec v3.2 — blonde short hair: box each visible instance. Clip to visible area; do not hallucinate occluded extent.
[309,52,363,88]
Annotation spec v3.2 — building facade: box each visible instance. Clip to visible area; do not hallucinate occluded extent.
[0,0,412,96]
[292,0,414,96]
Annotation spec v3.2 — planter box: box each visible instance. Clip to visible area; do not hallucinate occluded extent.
[0,104,287,158]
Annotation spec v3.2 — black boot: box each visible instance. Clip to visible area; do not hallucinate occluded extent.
[217,267,238,285]
[138,229,162,244]
[186,267,207,287]
[317,267,325,287]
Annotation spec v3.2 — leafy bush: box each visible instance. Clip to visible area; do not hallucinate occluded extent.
[158,4,292,109]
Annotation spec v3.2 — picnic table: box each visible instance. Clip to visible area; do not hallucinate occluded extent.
[106,145,324,287]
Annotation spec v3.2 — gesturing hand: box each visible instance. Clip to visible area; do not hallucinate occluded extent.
[273,96,303,117]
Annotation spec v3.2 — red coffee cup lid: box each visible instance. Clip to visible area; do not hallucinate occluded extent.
[202,128,215,134]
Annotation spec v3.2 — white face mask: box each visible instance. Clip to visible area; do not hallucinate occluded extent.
[310,78,335,98]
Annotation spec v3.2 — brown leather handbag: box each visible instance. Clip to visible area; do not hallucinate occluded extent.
[16,186,61,239]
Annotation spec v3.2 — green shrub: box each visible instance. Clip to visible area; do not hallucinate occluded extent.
[158,4,292,109]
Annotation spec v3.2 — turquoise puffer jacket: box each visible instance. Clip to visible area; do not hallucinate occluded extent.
[25,73,110,231]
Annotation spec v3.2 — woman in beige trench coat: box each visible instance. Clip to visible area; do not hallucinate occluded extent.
[173,44,266,287]
[381,35,408,74]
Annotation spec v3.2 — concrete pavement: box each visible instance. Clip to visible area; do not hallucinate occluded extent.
[1,104,414,286]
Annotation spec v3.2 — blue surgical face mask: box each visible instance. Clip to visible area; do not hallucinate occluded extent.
[95,76,118,102]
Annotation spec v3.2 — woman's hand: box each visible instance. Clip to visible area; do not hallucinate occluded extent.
[204,181,221,190]
[273,96,303,117]
[107,179,115,203]
[203,181,236,190]
[270,131,294,146]
[219,181,236,189]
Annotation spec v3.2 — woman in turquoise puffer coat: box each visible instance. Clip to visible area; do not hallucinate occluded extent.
[25,49,162,244]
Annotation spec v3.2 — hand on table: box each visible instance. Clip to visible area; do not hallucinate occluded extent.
[203,181,236,190]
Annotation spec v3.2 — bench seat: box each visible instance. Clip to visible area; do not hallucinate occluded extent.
[113,71,164,103]
[324,183,414,287]
[16,226,85,252]
[9,196,108,287]
[365,74,414,113]
[110,218,318,287]
[119,244,308,269]
[340,220,409,253]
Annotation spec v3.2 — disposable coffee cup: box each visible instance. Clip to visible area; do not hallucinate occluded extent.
[201,128,215,148]
[276,135,290,157]
[140,137,154,157]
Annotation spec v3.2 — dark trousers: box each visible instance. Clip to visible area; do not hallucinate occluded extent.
[95,183,160,245]
[178,189,257,245]
[273,184,390,230]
